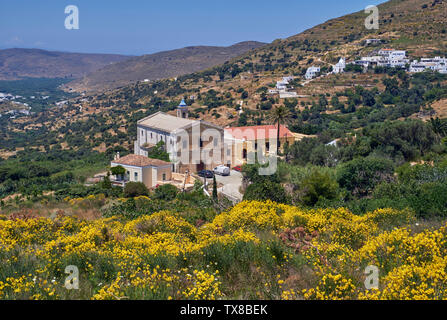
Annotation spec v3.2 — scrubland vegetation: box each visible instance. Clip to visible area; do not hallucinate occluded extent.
[0,200,445,300]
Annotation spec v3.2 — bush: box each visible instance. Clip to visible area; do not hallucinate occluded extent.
[154,184,179,201]
[124,182,149,198]
[243,180,289,204]
[337,157,394,197]
[300,169,339,206]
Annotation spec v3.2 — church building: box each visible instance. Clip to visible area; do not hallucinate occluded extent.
[134,100,225,173]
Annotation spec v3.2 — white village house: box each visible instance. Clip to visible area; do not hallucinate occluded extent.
[275,76,298,98]
[333,58,346,74]
[305,66,320,80]
[377,49,409,68]
[355,49,409,69]
[409,57,447,74]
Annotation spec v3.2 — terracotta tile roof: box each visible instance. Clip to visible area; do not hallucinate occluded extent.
[111,154,171,167]
[225,125,294,140]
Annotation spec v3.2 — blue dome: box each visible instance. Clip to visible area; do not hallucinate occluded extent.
[178,99,187,108]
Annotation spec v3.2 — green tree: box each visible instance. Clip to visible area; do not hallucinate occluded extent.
[101,173,112,189]
[154,184,178,201]
[337,157,394,197]
[148,141,170,162]
[300,169,339,206]
[124,182,149,198]
[243,180,289,204]
[429,117,447,138]
[362,90,376,107]
[111,165,126,176]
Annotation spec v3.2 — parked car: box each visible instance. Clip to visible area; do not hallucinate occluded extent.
[213,165,230,176]
[198,170,214,178]
[233,166,242,172]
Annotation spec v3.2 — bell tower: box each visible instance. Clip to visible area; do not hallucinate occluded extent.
[177,99,189,119]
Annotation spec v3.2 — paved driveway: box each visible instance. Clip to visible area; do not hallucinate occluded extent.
[215,170,243,201]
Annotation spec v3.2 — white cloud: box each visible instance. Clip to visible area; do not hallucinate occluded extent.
[5,36,23,45]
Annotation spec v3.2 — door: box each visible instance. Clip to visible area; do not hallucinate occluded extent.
[197,161,205,172]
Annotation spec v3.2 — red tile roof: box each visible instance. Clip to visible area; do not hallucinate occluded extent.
[225,125,294,140]
[111,154,171,167]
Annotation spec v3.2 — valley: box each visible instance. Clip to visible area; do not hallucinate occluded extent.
[0,0,447,302]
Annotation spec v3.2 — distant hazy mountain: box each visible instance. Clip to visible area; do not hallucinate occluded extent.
[0,48,131,80]
[65,41,266,92]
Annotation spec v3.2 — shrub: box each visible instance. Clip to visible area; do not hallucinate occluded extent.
[124,182,149,198]
[300,169,339,206]
[154,184,178,201]
[337,157,394,196]
[243,180,289,204]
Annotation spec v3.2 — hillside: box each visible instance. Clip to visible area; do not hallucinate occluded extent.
[65,41,266,92]
[0,48,131,80]
[1,0,447,159]
[61,0,447,127]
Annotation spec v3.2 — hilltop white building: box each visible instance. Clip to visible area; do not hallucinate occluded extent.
[333,58,346,74]
[377,49,408,68]
[305,66,320,80]
[276,81,288,92]
[273,76,298,98]
[354,49,408,69]
[378,49,406,59]
[276,77,295,91]
[409,57,447,74]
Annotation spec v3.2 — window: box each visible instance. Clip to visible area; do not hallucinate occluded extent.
[266,142,270,152]
[141,130,143,136]
[162,173,166,181]
[134,172,138,181]
[151,132,153,139]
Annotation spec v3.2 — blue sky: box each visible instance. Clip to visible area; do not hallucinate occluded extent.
[0,0,385,55]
